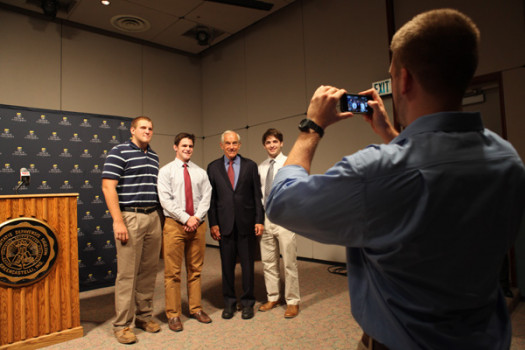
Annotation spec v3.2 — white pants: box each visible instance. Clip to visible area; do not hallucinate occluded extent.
[260,215,300,305]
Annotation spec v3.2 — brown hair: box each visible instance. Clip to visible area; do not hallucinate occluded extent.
[262,128,283,145]
[390,9,480,103]
[174,132,195,146]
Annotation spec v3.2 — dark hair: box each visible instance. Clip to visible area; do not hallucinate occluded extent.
[262,128,283,145]
[174,132,195,146]
[390,9,480,103]
[131,116,153,128]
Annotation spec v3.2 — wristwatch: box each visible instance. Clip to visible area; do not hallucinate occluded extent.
[298,118,324,138]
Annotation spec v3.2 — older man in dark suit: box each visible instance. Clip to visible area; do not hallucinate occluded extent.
[207,130,264,320]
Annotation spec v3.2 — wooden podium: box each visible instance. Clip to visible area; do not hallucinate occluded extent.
[0,194,83,349]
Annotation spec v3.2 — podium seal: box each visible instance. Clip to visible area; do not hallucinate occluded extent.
[0,217,58,287]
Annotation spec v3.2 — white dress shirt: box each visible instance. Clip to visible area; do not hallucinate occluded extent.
[158,157,212,224]
[258,152,287,206]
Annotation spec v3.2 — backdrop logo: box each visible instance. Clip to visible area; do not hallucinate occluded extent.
[36,114,50,124]
[2,129,14,138]
[13,147,27,156]
[29,164,39,173]
[2,164,14,173]
[99,120,110,129]
[50,164,62,174]
[48,131,61,141]
[59,116,71,126]
[37,148,51,157]
[80,118,91,127]
[71,164,83,173]
[59,148,72,158]
[12,112,26,122]
[25,130,38,140]
[38,180,51,190]
[70,133,82,142]
[0,217,58,287]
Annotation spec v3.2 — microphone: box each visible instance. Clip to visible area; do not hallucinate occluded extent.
[15,168,30,193]
[20,168,30,186]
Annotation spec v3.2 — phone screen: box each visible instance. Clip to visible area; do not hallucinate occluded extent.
[340,94,372,114]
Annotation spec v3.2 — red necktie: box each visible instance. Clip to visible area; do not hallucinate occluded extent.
[228,160,235,189]
[183,163,194,216]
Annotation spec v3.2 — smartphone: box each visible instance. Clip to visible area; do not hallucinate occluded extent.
[340,93,372,114]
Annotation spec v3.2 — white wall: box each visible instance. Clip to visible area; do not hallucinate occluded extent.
[0,8,203,169]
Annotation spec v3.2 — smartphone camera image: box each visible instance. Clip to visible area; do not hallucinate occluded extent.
[340,94,372,114]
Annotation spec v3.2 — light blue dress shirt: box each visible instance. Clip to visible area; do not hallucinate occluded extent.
[266,112,525,350]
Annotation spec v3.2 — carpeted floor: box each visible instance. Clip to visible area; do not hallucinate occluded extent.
[42,246,525,349]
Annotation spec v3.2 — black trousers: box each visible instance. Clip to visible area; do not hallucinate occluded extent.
[219,224,256,309]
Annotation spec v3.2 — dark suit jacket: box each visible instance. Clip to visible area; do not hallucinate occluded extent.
[207,155,264,236]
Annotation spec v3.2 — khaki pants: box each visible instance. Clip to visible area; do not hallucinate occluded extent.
[113,210,162,330]
[163,217,207,318]
[260,215,300,305]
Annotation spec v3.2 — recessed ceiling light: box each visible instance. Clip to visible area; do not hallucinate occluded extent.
[101,1,110,5]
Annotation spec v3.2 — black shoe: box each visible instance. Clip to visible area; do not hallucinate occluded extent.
[222,306,235,319]
[241,306,254,320]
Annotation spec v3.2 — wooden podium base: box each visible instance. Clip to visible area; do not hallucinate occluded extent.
[0,194,83,349]
[0,327,83,350]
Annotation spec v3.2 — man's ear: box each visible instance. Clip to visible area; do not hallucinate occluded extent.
[400,67,413,95]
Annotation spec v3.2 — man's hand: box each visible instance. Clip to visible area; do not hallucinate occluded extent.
[255,224,264,236]
[210,225,221,240]
[184,216,200,232]
[360,88,399,143]
[113,220,129,244]
[307,85,354,129]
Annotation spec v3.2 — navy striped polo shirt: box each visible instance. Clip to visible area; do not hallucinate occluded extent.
[102,140,159,207]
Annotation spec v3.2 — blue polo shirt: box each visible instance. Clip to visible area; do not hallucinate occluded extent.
[102,140,160,207]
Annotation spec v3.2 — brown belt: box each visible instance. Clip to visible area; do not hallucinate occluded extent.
[121,206,158,214]
[361,333,389,350]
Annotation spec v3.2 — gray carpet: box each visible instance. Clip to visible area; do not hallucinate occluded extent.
[42,246,525,349]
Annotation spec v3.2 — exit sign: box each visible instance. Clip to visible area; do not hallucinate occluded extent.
[372,79,392,96]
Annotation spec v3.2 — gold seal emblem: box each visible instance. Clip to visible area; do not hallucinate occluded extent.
[0,217,58,287]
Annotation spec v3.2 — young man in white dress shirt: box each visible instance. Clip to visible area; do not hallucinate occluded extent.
[258,128,300,318]
[157,132,213,332]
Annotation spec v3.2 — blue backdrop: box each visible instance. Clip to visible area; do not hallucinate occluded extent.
[0,104,131,291]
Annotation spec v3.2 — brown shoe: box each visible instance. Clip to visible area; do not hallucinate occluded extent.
[114,327,137,344]
[135,319,161,333]
[168,317,183,332]
[258,300,279,312]
[190,310,212,324]
[284,304,299,318]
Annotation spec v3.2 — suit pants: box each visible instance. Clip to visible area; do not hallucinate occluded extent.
[163,217,207,318]
[113,210,162,330]
[260,215,300,305]
[219,224,255,309]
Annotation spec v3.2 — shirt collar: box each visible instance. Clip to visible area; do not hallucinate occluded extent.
[268,152,285,163]
[224,155,239,165]
[390,112,484,145]
[174,157,190,167]
[128,140,151,152]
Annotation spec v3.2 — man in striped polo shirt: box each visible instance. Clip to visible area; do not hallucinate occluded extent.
[102,116,163,344]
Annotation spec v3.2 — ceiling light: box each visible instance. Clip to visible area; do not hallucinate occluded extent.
[101,0,110,5]
[195,27,210,46]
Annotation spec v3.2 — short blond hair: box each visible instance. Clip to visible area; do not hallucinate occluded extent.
[391,9,480,103]
[131,116,153,129]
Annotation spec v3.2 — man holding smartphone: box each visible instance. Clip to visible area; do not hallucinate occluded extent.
[266,9,525,350]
